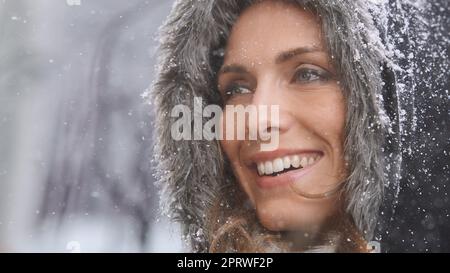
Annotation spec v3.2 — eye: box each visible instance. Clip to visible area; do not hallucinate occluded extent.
[222,83,252,97]
[292,65,332,84]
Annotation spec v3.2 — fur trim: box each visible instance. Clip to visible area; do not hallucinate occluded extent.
[150,0,400,252]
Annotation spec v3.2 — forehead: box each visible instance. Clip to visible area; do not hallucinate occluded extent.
[224,1,323,65]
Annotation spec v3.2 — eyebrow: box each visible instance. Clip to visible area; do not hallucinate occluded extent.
[219,64,249,75]
[275,46,322,64]
[219,46,323,75]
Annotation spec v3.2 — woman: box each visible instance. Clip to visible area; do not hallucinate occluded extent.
[151,0,402,252]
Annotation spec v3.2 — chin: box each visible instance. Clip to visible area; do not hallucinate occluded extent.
[254,194,338,233]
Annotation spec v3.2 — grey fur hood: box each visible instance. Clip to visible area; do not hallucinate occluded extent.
[150,0,412,252]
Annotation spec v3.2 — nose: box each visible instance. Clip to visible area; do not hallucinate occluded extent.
[246,80,295,143]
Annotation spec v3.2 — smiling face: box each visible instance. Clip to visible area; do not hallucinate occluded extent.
[218,1,348,234]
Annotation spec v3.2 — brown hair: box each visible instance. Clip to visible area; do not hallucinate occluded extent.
[206,180,369,253]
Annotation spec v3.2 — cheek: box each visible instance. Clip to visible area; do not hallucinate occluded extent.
[218,111,236,160]
[328,93,346,133]
[311,91,348,177]
[298,90,346,144]
[219,112,256,203]
[324,94,346,152]
[218,111,243,173]
[288,89,347,180]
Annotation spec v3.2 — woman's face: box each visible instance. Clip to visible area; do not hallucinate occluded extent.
[218,1,348,233]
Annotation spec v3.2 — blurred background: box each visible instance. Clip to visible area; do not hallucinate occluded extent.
[1,0,449,253]
[0,0,184,252]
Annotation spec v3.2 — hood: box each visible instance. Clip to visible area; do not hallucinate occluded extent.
[150,0,445,252]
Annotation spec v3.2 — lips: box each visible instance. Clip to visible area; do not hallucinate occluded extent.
[246,149,324,189]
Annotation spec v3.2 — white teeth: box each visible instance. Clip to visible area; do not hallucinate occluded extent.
[291,155,300,168]
[273,158,284,173]
[264,161,273,175]
[257,162,265,176]
[256,153,322,176]
[300,157,308,167]
[283,156,291,169]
